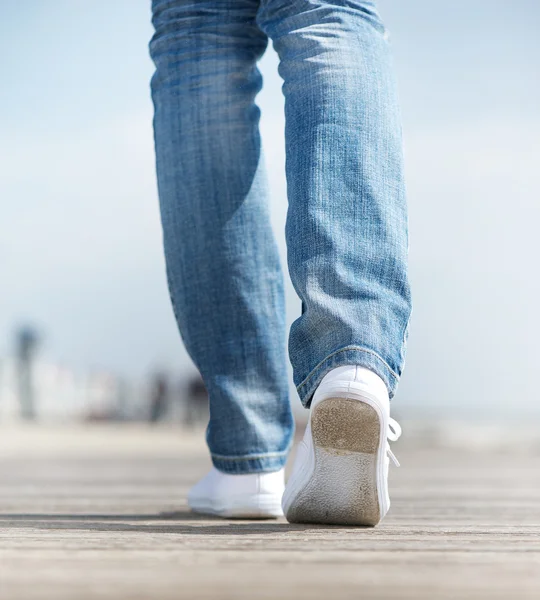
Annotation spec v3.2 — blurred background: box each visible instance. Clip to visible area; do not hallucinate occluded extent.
[1,0,539,427]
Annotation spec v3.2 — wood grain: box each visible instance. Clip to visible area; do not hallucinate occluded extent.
[0,423,539,599]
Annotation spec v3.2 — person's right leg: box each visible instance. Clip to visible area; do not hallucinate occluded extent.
[257,0,412,525]
[258,0,412,406]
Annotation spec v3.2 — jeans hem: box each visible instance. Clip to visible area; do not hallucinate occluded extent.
[296,346,400,408]
[211,451,289,474]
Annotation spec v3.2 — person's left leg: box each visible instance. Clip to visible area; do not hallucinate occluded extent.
[149,0,294,484]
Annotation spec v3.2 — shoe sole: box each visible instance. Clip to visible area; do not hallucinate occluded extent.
[189,494,284,520]
[284,395,385,526]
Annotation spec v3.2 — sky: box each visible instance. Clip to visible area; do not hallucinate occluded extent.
[1,1,539,419]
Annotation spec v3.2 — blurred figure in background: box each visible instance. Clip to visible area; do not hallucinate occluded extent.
[184,374,209,429]
[149,372,170,423]
[15,326,40,421]
[150,0,411,526]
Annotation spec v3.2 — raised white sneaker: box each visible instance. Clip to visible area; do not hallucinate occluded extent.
[282,365,401,526]
[188,467,285,519]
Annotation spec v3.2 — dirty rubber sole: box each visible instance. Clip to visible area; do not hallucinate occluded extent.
[285,397,382,526]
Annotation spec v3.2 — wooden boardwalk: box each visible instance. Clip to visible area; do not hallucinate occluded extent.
[0,423,539,599]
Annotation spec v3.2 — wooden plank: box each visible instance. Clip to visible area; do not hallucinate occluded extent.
[0,424,539,599]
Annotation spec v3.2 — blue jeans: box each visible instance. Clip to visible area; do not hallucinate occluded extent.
[149,0,412,474]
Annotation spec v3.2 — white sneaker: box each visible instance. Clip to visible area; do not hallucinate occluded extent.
[282,365,401,526]
[188,467,285,519]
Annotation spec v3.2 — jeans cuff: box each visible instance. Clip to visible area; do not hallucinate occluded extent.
[211,451,289,474]
[296,345,400,408]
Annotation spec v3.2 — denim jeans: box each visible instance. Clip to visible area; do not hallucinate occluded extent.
[149,0,412,474]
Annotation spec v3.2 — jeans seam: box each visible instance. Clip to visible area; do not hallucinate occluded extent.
[211,450,290,462]
[398,309,412,372]
[296,345,399,394]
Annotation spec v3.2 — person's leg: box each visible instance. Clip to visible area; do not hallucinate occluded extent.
[257,0,412,525]
[149,0,294,477]
[258,0,412,407]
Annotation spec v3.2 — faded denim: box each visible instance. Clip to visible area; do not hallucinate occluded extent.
[149,0,412,474]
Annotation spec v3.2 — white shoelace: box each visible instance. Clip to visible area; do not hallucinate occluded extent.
[387,418,402,467]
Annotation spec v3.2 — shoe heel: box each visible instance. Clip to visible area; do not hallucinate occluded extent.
[311,397,380,454]
[286,397,383,526]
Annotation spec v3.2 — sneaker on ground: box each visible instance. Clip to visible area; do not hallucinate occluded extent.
[188,467,285,519]
[282,365,401,526]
